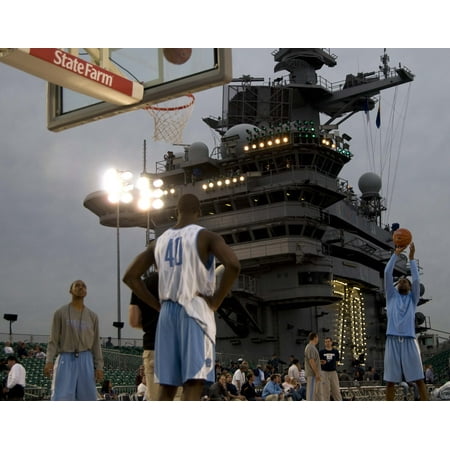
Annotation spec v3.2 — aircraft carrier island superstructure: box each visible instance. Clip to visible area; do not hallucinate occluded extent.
[84,49,430,372]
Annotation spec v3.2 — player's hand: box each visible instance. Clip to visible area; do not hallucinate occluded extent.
[96,369,104,382]
[409,242,415,260]
[394,245,407,255]
[44,362,54,378]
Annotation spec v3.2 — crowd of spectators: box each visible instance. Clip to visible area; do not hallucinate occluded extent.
[201,356,307,401]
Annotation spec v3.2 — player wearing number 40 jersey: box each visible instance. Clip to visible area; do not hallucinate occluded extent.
[123,193,240,401]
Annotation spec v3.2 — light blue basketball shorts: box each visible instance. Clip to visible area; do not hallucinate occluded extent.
[51,351,98,401]
[155,300,215,386]
[383,335,424,383]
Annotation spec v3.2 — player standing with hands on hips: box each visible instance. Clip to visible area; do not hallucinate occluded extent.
[383,241,428,400]
[123,193,240,401]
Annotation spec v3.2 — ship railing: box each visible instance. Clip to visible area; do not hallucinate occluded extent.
[318,66,412,94]
[235,273,257,295]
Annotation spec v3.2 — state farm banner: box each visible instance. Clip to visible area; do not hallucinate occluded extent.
[0,48,143,105]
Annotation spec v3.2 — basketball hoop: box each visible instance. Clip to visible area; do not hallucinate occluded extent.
[144,94,195,144]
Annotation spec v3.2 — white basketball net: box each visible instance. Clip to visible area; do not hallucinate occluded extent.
[144,94,195,144]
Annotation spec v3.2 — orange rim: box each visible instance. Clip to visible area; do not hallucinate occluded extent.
[144,94,195,112]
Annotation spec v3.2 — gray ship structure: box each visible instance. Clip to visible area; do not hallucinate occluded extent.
[85,48,434,373]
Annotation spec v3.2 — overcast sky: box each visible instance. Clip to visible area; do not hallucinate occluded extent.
[1,47,449,346]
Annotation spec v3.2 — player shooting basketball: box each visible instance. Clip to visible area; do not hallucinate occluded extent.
[383,241,428,400]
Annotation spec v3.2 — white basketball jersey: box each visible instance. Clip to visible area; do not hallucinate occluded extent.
[155,224,217,341]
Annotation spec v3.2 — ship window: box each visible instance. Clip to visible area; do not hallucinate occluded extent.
[250,193,268,206]
[273,156,284,170]
[234,197,250,210]
[262,160,275,173]
[298,153,314,166]
[288,224,303,235]
[300,190,313,203]
[298,271,330,285]
[315,229,325,240]
[314,193,326,207]
[201,204,216,216]
[315,154,325,169]
[216,200,234,213]
[241,162,258,172]
[253,228,270,239]
[270,224,286,237]
[268,190,285,203]
[304,225,315,237]
[322,158,333,173]
[221,234,234,244]
[286,188,301,200]
[329,162,341,176]
[153,208,176,224]
[236,230,252,242]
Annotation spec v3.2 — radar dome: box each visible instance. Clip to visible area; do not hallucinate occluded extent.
[188,141,209,161]
[220,123,262,158]
[358,172,382,197]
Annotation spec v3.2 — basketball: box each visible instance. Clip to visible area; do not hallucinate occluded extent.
[163,48,192,65]
[393,228,412,247]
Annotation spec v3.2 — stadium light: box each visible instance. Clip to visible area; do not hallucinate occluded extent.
[103,168,165,345]
[3,314,18,342]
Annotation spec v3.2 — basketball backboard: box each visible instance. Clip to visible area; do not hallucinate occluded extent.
[46,48,232,132]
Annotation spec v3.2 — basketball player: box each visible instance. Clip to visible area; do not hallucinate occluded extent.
[123,193,240,400]
[128,270,160,401]
[44,280,104,400]
[383,242,428,400]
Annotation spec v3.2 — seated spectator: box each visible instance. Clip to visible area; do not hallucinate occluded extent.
[100,379,117,400]
[105,337,114,348]
[268,354,286,373]
[264,363,274,379]
[339,369,352,382]
[34,346,46,359]
[3,342,14,355]
[16,341,29,359]
[282,375,303,401]
[225,372,246,400]
[136,375,147,400]
[241,371,261,401]
[299,364,306,386]
[365,366,380,382]
[262,373,284,401]
[252,364,265,387]
[208,374,229,401]
[231,361,249,394]
[288,359,301,384]
[425,365,434,384]
[135,365,144,386]
[214,360,223,379]
[282,374,295,392]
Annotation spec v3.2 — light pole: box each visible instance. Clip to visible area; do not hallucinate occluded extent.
[103,167,165,347]
[104,169,133,347]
